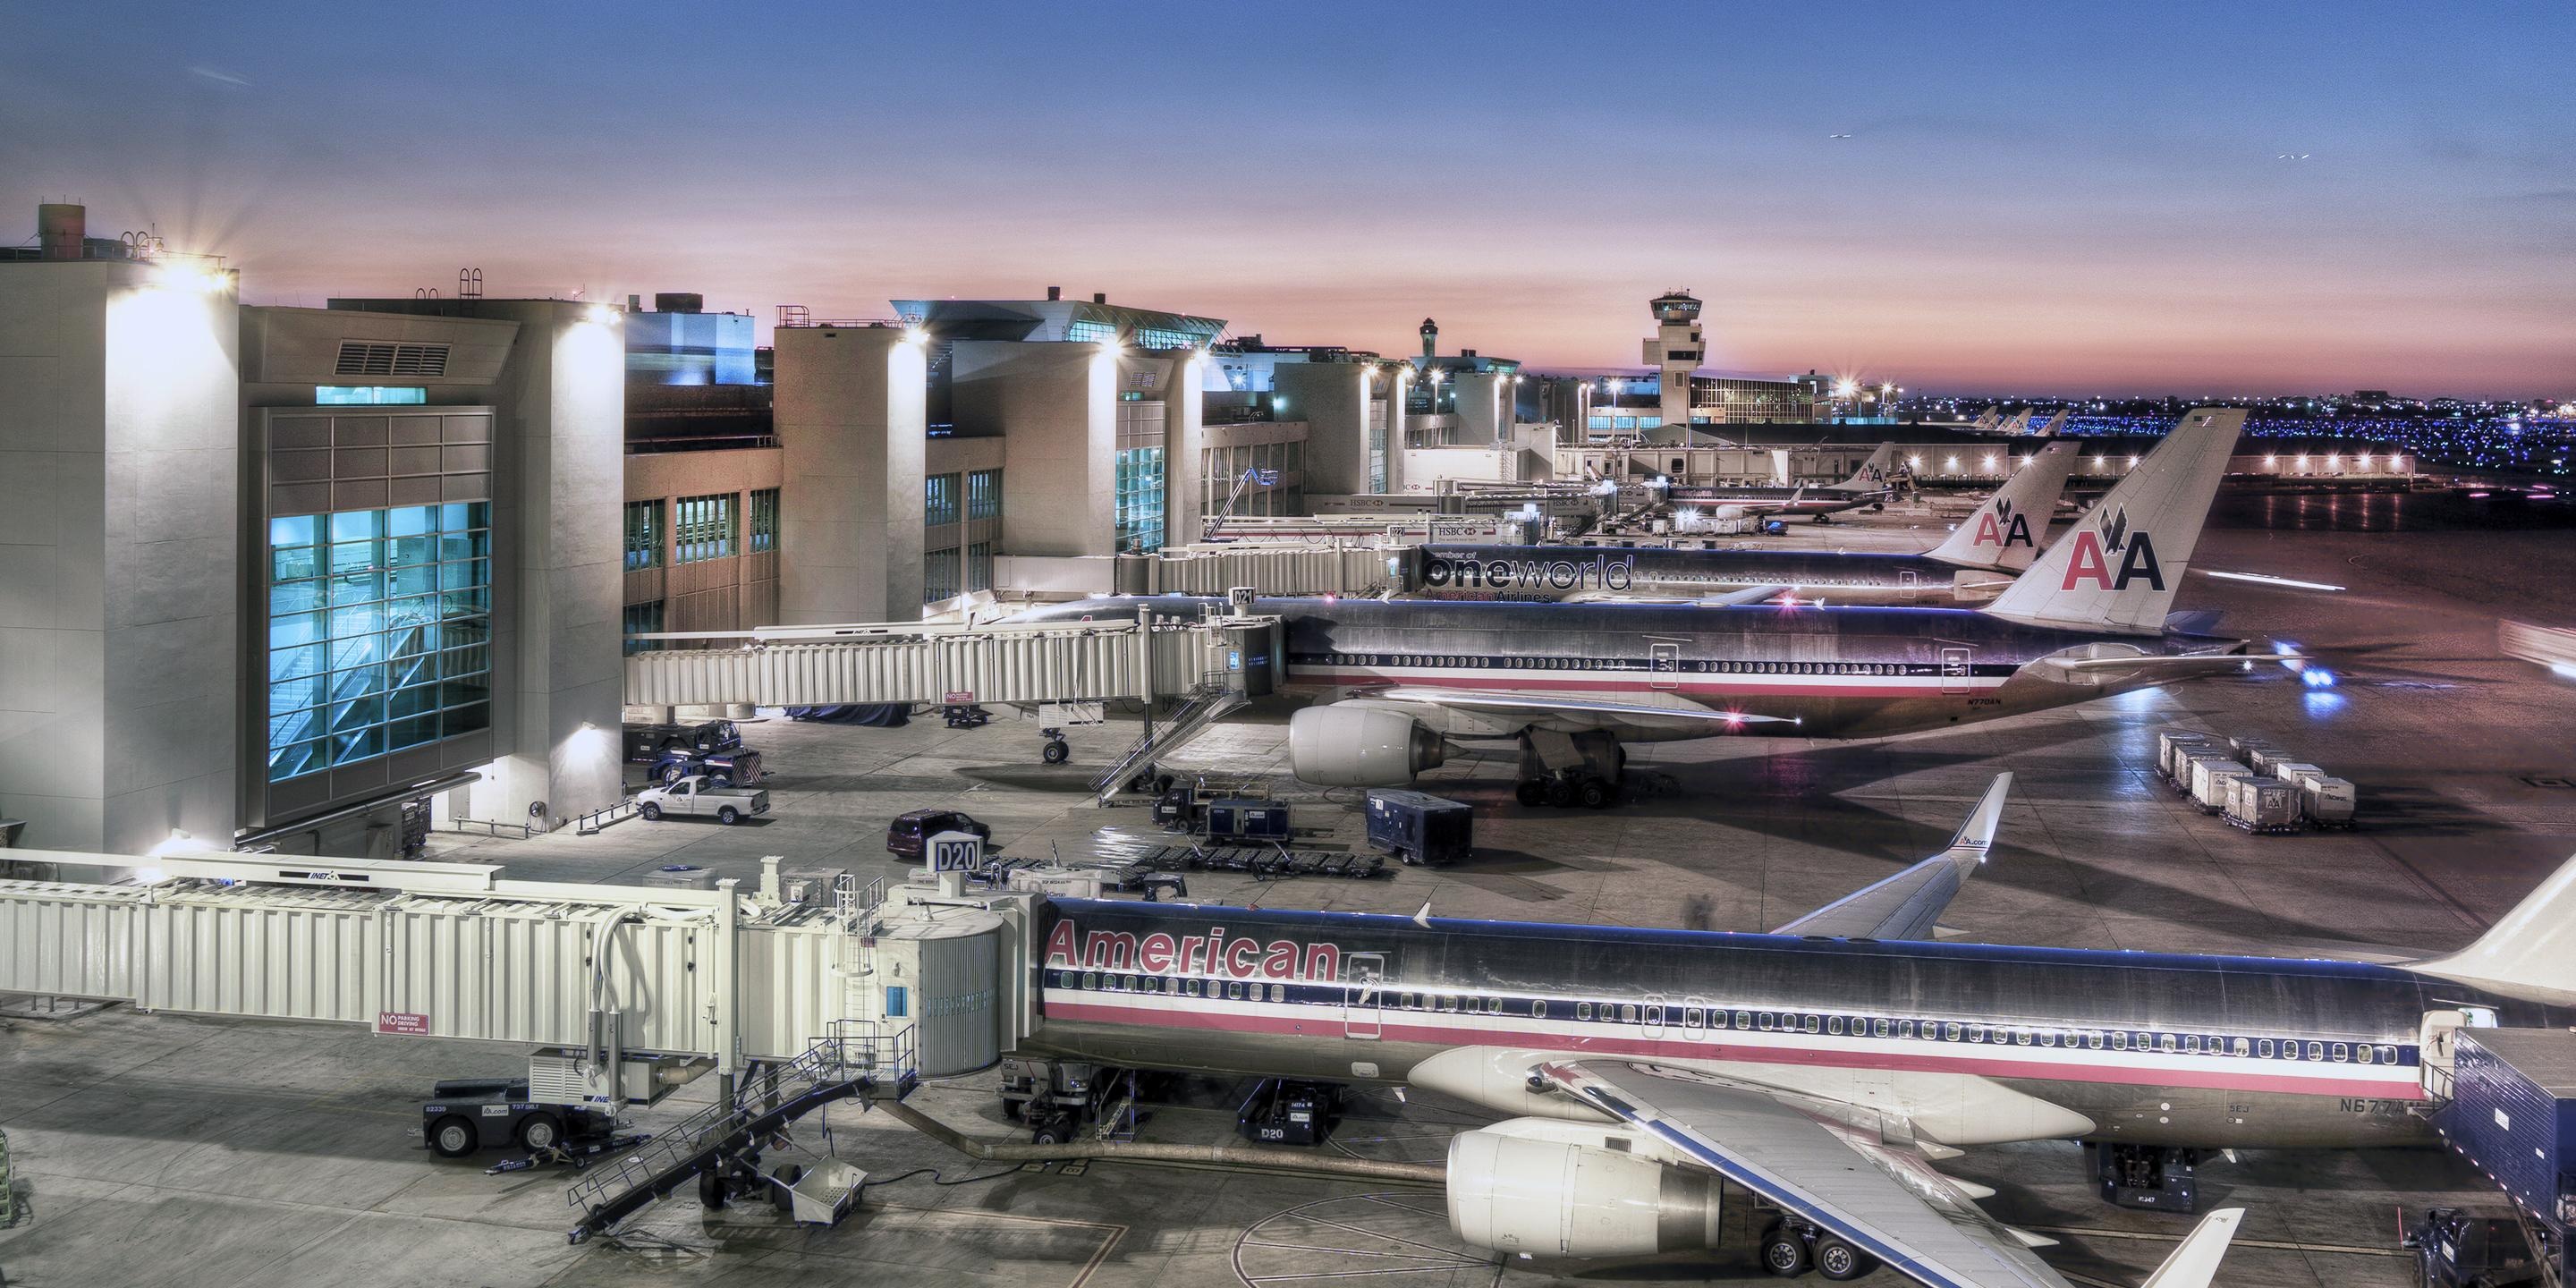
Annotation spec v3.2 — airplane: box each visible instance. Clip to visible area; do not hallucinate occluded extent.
[1996,410,2033,436]
[1968,408,2002,433]
[1016,776,2576,1285]
[2034,410,2068,437]
[1013,411,2272,807]
[1394,441,2081,607]
[1659,443,1902,522]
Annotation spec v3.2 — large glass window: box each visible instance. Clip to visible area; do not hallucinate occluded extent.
[623,600,665,656]
[924,546,962,603]
[967,468,1002,520]
[1115,446,1165,553]
[1133,326,1202,351]
[925,473,960,527]
[267,503,490,782]
[966,541,993,592]
[1064,319,1117,344]
[674,493,735,563]
[623,499,661,571]
[748,487,780,554]
[315,386,428,405]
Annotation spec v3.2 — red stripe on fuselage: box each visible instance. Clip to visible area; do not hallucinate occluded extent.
[1288,672,2001,699]
[1042,996,2421,1102]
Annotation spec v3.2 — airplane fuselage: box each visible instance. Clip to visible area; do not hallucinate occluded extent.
[1398,544,2018,607]
[1021,900,2555,1150]
[1018,596,2249,742]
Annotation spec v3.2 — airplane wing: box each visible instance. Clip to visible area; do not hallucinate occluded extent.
[1538,1059,2243,1288]
[1773,773,2012,941]
[1370,686,1799,729]
[2028,652,2294,680]
[1563,585,1787,607]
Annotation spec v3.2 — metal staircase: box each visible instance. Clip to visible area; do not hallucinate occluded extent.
[1089,674,1247,803]
[563,1022,916,1244]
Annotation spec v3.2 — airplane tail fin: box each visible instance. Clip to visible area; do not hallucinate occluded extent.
[2036,410,2068,437]
[1980,409,2244,635]
[2410,849,2576,1007]
[1829,442,1896,493]
[2140,1208,2246,1288]
[1926,442,2080,572]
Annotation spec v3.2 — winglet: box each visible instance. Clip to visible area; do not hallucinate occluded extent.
[1944,772,2013,860]
[2411,849,2576,1006]
[2140,1207,2245,1288]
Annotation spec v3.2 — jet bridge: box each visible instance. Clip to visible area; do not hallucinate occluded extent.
[623,613,1284,710]
[0,850,1042,1094]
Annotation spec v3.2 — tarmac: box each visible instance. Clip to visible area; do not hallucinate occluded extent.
[4,484,2574,1287]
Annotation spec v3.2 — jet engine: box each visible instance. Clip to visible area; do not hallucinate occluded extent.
[1445,1127,1721,1258]
[1287,706,1446,786]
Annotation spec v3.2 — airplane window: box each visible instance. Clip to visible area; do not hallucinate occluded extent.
[1968,1026,1987,1044]
[1644,1005,1663,1025]
[1083,972,1097,989]
[1898,1020,1916,1038]
[1944,1022,1962,1042]
[1826,1016,1843,1036]
[1803,1014,1819,1034]
[2112,1031,2131,1051]
[2014,1030,2031,1046]
[1684,1007,1703,1028]
[1616,1004,1636,1023]
[2358,1045,2375,1064]
[2159,1033,2177,1054]
[1487,997,1502,1014]
[1271,984,1286,1003]
[2087,1032,2104,1050]
[2379,1045,2398,1063]
[2305,1041,2326,1061]
[2330,1043,2349,1063]
[1533,1001,1548,1019]
[1871,1019,1890,1038]
[2258,1039,2275,1058]
[1578,1002,1594,1021]
[1186,979,1201,996]
[1228,981,1244,1000]
[1401,992,1417,1009]
[2038,1030,2055,1047]
[2230,1037,2248,1057]
[2181,1034,2198,1053]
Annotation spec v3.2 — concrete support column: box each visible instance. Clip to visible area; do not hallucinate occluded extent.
[1275,363,1371,498]
[496,302,626,832]
[775,326,928,620]
[1383,368,1410,496]
[1453,372,1507,445]
[1160,352,1205,543]
[955,341,1116,557]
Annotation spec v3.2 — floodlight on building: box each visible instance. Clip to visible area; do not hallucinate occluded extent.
[1834,378,1859,398]
[902,326,928,346]
[587,303,620,326]
[152,261,230,295]
[2127,454,2139,467]
[1983,454,1998,470]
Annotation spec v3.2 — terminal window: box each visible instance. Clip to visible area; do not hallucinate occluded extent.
[314,386,428,405]
[925,473,960,527]
[267,504,491,782]
[674,493,735,563]
[924,546,962,603]
[1114,446,1165,554]
[623,499,661,571]
[1064,319,1118,344]
[748,487,780,554]
[966,541,993,592]
[967,468,1002,520]
[623,600,665,656]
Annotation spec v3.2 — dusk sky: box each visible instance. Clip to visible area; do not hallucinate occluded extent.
[5,1,2570,397]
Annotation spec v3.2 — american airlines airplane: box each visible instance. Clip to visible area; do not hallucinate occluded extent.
[1018,411,2273,806]
[1017,775,2576,1286]
[1397,441,2081,607]
[1661,442,1902,521]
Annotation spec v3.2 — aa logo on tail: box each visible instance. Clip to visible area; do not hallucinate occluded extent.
[1971,497,2035,549]
[2058,506,2165,590]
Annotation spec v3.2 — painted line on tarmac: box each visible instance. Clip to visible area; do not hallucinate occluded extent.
[2028,1224,2406,1258]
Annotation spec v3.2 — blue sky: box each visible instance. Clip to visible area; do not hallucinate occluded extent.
[4,0,2569,395]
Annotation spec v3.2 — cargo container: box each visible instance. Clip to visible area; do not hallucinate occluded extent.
[2224,777,2301,834]
[2303,776,2358,827]
[2157,732,2218,786]
[2272,762,2326,791]
[2187,755,2247,808]
[1205,799,1292,843]
[2431,1029,2574,1286]
[2249,747,2302,777]
[1364,790,1474,867]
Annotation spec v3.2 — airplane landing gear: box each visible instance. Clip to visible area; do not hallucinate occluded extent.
[1038,728,1071,765]
[1758,1219,1878,1281]
[1515,731,1624,809]
[2090,1143,2200,1212]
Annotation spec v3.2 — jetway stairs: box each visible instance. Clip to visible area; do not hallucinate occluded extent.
[1089,672,1249,803]
[564,1021,917,1244]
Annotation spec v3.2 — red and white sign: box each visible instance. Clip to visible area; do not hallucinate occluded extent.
[376,1011,430,1036]
[944,691,976,705]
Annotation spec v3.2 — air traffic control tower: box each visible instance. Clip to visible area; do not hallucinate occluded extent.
[1645,291,1702,429]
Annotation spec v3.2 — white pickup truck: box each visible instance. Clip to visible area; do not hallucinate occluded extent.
[634,775,769,826]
